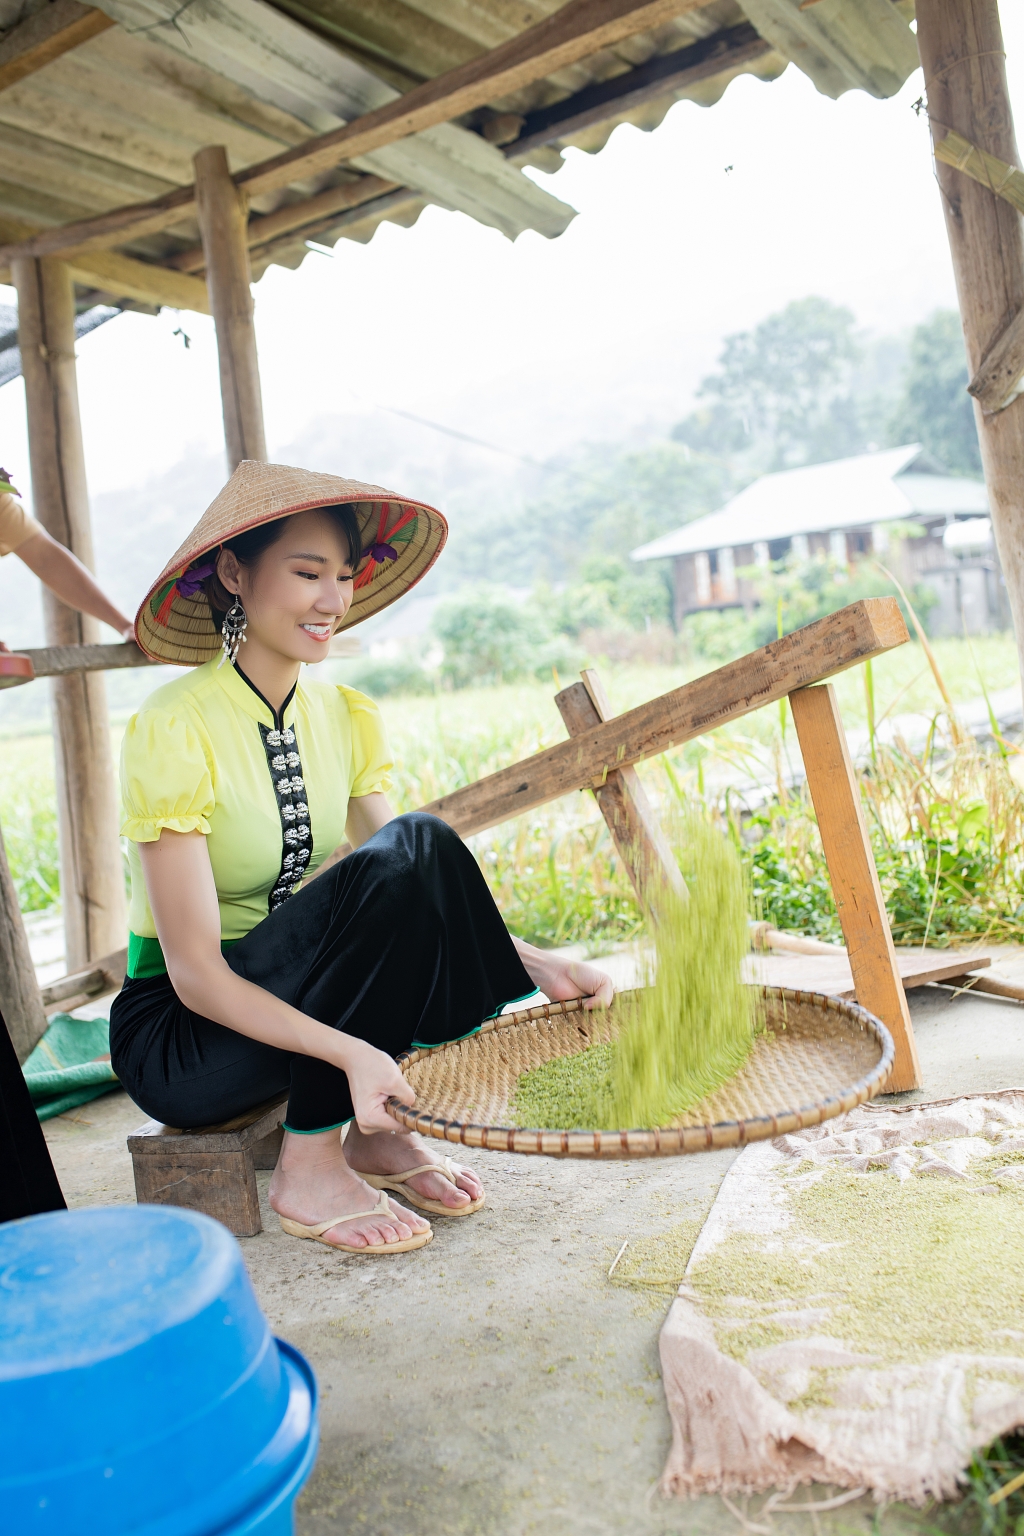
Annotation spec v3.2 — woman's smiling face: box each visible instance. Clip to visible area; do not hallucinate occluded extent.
[216,509,356,667]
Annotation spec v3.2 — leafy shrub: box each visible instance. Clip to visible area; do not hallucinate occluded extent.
[0,782,60,912]
[431,586,579,689]
[338,657,433,697]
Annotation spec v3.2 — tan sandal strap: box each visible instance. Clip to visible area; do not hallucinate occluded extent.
[377,1158,458,1187]
[308,1189,393,1237]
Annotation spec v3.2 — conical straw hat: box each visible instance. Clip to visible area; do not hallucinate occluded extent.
[135,460,447,666]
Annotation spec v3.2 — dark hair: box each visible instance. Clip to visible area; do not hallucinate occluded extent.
[203,503,362,624]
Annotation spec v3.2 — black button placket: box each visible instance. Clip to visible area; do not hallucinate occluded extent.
[259,722,311,912]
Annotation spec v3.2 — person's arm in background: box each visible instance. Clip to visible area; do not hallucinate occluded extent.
[13,528,135,641]
[0,475,134,650]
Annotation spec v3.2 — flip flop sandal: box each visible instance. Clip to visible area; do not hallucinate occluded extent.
[278,1189,432,1253]
[363,1157,485,1217]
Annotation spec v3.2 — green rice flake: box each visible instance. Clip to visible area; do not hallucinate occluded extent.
[510,811,762,1130]
[689,1163,1024,1371]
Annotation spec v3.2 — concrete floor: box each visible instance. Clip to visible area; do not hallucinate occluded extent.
[43,967,1024,1536]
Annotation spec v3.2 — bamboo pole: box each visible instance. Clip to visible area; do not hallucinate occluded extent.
[193,146,267,472]
[916,0,1024,688]
[11,256,127,974]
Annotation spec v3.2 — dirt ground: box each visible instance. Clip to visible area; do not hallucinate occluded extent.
[43,960,1024,1536]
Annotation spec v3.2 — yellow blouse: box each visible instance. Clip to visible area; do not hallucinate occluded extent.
[120,659,392,974]
[0,491,43,556]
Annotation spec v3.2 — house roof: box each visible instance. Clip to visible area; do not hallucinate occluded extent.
[631,446,991,563]
[0,0,920,308]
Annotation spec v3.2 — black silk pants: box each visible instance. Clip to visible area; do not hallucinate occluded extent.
[109,813,535,1133]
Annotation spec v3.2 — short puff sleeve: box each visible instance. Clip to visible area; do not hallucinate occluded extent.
[339,686,393,798]
[120,708,215,842]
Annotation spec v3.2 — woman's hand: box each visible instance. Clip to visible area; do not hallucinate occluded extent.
[342,1036,416,1134]
[512,938,614,1011]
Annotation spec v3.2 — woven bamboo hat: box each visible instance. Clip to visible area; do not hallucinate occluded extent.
[135,460,447,666]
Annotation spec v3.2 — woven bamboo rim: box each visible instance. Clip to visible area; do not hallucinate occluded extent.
[386,986,894,1158]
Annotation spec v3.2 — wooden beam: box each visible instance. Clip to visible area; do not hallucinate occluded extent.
[194,145,266,471]
[420,598,908,838]
[968,303,1024,415]
[917,0,1024,697]
[11,256,127,973]
[0,215,208,312]
[23,641,157,678]
[556,670,685,906]
[0,0,701,263]
[789,683,920,1093]
[0,0,114,94]
[506,21,772,158]
[66,249,210,313]
[40,944,126,1017]
[169,175,400,273]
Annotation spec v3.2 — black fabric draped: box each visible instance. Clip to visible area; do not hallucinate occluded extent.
[0,1011,66,1222]
[109,813,535,1132]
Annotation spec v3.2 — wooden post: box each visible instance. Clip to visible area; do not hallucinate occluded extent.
[0,819,47,1063]
[555,667,685,906]
[789,684,920,1092]
[193,145,267,472]
[11,256,127,975]
[916,0,1024,686]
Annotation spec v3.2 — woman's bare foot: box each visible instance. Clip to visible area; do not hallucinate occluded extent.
[268,1127,430,1248]
[344,1124,484,1211]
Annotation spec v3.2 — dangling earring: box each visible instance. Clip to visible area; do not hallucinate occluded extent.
[218,596,247,669]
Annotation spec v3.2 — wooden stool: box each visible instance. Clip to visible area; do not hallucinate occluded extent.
[128,1095,287,1237]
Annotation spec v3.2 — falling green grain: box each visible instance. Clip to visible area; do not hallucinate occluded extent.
[511,811,761,1130]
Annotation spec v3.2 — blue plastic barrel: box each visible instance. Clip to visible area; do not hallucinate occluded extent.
[0,1205,318,1535]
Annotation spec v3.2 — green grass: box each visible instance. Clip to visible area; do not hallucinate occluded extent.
[5,636,1023,951]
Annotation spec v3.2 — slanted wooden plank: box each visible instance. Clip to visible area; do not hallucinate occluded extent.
[0,0,114,95]
[40,943,126,1016]
[0,0,699,261]
[555,670,684,905]
[789,683,921,1092]
[421,598,908,839]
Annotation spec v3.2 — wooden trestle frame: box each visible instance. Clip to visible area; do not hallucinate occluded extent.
[0,595,921,1093]
[8,0,1020,1102]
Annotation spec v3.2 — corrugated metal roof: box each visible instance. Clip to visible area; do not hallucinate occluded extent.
[631,447,990,561]
[0,0,921,293]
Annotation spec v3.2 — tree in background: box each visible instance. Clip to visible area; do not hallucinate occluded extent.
[432,297,983,675]
[888,310,982,475]
[673,297,866,472]
[445,441,729,629]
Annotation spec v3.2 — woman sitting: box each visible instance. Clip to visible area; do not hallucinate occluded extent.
[111,462,612,1255]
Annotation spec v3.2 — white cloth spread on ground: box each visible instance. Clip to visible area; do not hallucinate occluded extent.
[659,1091,1024,1504]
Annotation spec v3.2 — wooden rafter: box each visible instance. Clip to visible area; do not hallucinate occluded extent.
[0,0,114,94]
[0,218,208,311]
[168,175,400,274]
[0,0,704,264]
[506,21,773,158]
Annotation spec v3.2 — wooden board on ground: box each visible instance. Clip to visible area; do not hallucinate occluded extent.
[746,949,992,1000]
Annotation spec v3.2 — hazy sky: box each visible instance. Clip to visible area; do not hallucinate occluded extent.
[1,10,1022,506]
